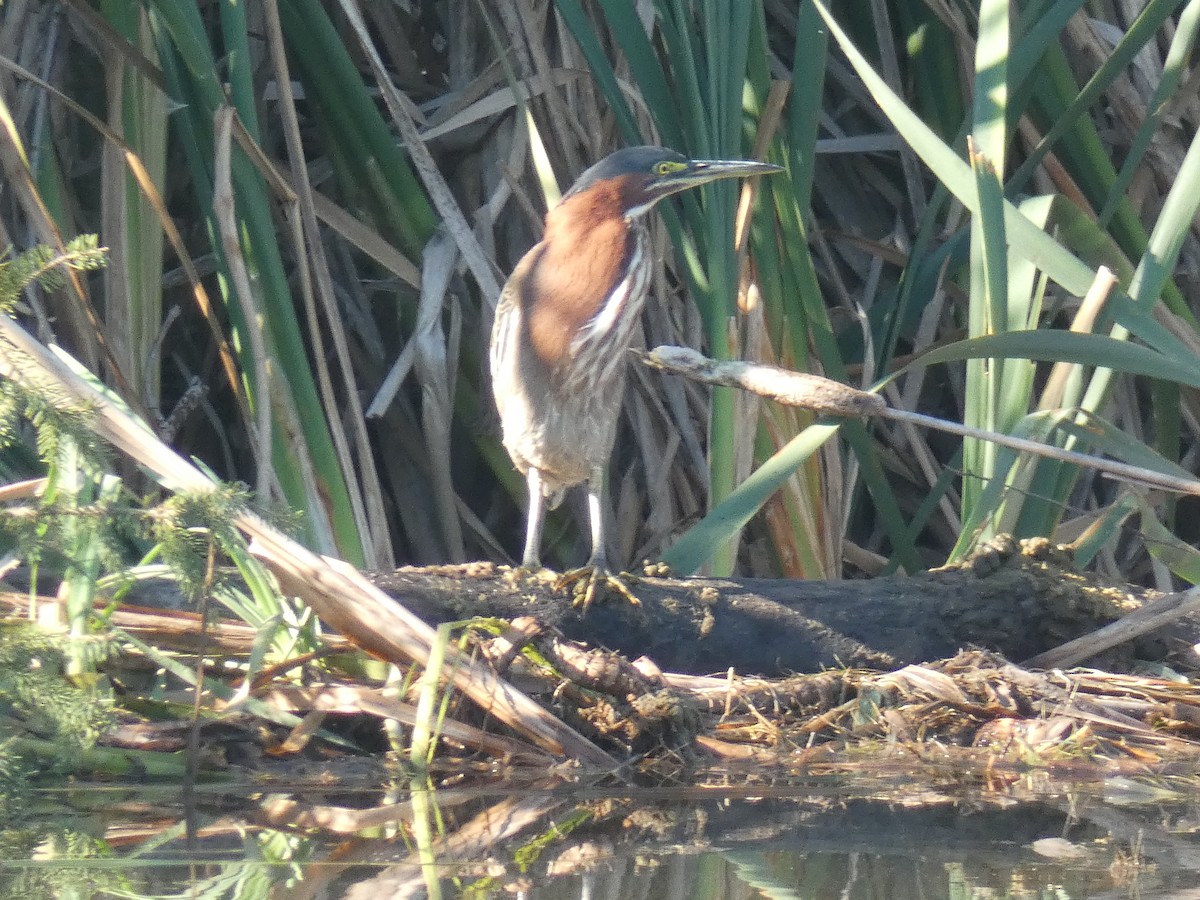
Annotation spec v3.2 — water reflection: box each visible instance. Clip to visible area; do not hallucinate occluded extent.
[2,776,1196,899]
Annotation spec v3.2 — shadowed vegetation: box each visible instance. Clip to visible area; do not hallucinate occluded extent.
[2,1,1199,585]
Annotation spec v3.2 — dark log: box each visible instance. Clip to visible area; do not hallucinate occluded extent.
[370,536,1173,678]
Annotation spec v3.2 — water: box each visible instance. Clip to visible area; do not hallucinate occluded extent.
[3,774,1197,899]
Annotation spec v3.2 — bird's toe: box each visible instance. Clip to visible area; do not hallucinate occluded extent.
[556,566,641,610]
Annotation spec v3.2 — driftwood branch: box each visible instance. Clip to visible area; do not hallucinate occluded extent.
[370,536,1193,677]
[1025,585,1200,669]
[641,345,1200,497]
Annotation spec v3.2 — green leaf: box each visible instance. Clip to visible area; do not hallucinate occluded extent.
[1141,498,1200,585]
[906,331,1200,389]
[662,423,840,574]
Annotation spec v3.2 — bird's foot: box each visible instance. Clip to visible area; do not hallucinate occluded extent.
[555,566,641,610]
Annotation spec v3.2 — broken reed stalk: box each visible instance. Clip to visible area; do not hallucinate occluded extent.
[1024,585,1200,669]
[0,314,615,767]
[641,345,1200,498]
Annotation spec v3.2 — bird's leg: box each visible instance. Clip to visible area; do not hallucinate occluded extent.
[584,475,608,572]
[521,467,547,569]
[502,468,556,590]
[556,467,641,609]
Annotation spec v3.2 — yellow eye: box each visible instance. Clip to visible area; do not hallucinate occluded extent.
[654,160,682,176]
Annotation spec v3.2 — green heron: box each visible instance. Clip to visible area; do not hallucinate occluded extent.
[491,145,781,606]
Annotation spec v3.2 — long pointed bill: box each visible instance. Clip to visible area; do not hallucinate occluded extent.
[650,158,783,199]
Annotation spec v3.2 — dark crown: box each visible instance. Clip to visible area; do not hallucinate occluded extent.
[563,146,687,199]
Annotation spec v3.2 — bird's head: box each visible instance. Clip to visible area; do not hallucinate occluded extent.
[562,146,782,220]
